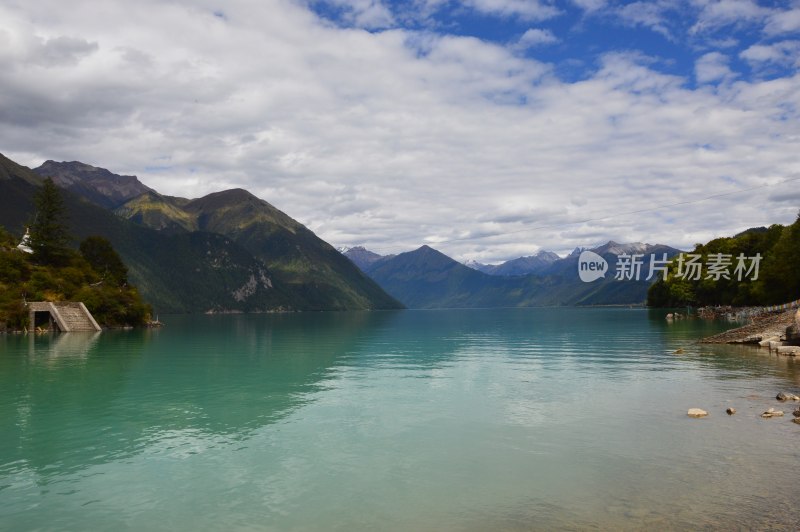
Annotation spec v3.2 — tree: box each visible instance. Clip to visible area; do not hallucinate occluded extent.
[758,211,800,303]
[647,216,799,307]
[80,236,128,286]
[29,178,72,265]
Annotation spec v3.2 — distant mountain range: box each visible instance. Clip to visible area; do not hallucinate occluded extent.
[1,151,686,312]
[465,250,560,276]
[0,154,402,313]
[343,241,683,308]
[338,246,393,271]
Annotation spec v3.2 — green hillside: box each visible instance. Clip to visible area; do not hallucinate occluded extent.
[114,191,198,233]
[4,153,402,312]
[113,186,402,311]
[0,228,150,331]
[647,214,800,307]
[0,154,294,313]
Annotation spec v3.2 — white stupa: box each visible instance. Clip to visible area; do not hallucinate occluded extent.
[17,228,33,254]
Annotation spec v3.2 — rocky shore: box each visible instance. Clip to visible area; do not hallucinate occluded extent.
[700,308,800,355]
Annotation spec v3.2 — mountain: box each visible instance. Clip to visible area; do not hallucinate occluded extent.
[342,246,390,271]
[357,241,684,309]
[175,188,400,311]
[1,154,402,312]
[466,250,560,276]
[539,241,682,277]
[113,190,197,234]
[1,154,288,313]
[110,185,400,311]
[592,241,657,256]
[363,245,536,308]
[34,160,154,209]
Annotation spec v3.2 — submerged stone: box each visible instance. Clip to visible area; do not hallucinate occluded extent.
[776,392,800,401]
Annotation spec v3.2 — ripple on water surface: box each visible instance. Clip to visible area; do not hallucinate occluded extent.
[1,308,799,530]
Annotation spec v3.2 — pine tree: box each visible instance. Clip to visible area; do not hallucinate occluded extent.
[80,236,128,286]
[29,178,72,265]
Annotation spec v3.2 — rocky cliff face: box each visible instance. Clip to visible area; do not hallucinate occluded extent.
[34,160,154,209]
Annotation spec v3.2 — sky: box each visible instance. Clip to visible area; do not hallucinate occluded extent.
[1,0,799,262]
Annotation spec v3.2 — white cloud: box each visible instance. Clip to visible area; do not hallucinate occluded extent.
[741,40,800,68]
[463,0,561,20]
[690,0,771,34]
[764,7,800,35]
[0,0,798,263]
[516,28,558,49]
[695,51,736,83]
[616,1,680,39]
[392,0,561,22]
[318,0,395,29]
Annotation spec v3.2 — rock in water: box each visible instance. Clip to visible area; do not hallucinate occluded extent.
[761,408,784,418]
[776,392,800,401]
[793,408,800,418]
[793,418,800,425]
[687,408,708,417]
[759,337,778,347]
[726,407,736,415]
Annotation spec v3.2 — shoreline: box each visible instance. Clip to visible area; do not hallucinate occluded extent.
[700,308,799,353]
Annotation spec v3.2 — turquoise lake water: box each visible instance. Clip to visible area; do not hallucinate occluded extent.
[1,308,799,530]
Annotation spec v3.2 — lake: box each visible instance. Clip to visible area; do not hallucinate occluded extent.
[1,308,799,530]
